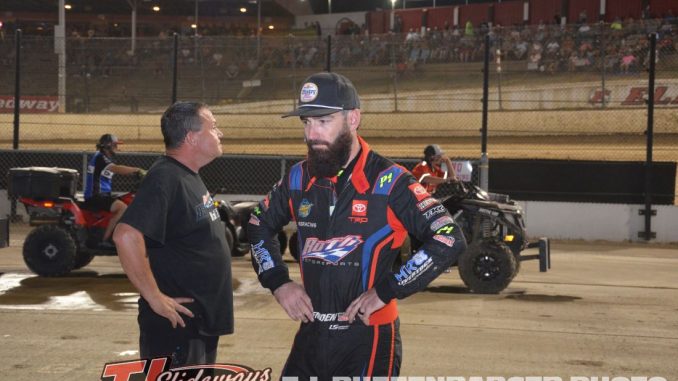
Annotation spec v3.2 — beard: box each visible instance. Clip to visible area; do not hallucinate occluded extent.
[306,122,353,178]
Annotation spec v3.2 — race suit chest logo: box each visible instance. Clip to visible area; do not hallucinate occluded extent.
[301,235,363,264]
[423,205,446,220]
[349,200,368,223]
[416,197,438,211]
[408,183,431,201]
[430,216,455,232]
[298,199,313,218]
[395,250,433,286]
[195,193,220,222]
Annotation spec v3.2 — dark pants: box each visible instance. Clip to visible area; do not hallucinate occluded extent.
[282,318,401,381]
[138,300,218,367]
[139,327,218,367]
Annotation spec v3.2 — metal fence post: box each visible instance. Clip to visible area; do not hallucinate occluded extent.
[290,35,297,110]
[600,21,607,109]
[13,29,22,150]
[642,32,658,241]
[391,34,399,113]
[479,33,490,191]
[172,33,179,104]
[280,158,287,181]
[82,152,89,193]
[325,35,332,72]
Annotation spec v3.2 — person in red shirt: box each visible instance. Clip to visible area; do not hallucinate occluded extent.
[411,144,458,195]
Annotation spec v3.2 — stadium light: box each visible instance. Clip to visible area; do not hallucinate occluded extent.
[64,4,72,10]
[390,0,396,31]
[240,7,247,13]
[152,5,160,12]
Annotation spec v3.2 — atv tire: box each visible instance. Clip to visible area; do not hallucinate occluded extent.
[458,239,517,294]
[73,250,95,270]
[23,225,77,277]
[224,225,235,255]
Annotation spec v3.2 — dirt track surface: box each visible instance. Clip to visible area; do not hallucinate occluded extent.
[0,223,677,380]
[3,134,678,160]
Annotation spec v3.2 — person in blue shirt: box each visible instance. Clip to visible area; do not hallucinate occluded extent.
[84,134,145,244]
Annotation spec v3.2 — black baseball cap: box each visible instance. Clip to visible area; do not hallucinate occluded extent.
[98,133,122,148]
[283,72,360,118]
[424,144,443,158]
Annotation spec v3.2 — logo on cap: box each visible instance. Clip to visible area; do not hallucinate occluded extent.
[300,82,319,103]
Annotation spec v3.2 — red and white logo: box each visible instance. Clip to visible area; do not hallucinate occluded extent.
[100,357,272,381]
[433,234,456,247]
[408,183,430,201]
[352,200,368,216]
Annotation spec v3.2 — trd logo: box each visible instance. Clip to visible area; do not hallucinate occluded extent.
[348,216,368,224]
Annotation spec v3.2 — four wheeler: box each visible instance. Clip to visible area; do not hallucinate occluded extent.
[218,200,288,257]
[9,167,247,277]
[10,165,547,289]
[424,180,550,293]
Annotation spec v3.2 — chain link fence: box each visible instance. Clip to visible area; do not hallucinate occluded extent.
[1,22,676,160]
[0,20,676,203]
[0,148,478,221]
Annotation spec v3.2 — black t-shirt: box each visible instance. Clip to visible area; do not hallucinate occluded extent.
[120,155,233,336]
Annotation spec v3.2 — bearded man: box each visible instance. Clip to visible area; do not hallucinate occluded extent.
[247,72,466,380]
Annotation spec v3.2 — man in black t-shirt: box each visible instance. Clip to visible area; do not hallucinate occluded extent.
[113,102,232,367]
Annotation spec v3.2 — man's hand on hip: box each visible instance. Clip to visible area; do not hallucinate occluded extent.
[147,294,195,329]
[345,288,386,325]
[273,282,314,323]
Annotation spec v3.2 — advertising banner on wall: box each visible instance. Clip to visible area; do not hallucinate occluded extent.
[0,96,60,113]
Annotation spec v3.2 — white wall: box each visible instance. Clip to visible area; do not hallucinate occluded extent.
[518,200,678,243]
[1,189,675,242]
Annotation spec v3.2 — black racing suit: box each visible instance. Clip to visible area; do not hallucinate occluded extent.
[249,137,466,380]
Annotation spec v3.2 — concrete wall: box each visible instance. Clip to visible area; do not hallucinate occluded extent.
[518,200,678,243]
[3,189,676,243]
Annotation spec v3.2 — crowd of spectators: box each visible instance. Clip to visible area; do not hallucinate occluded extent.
[2,10,676,112]
[5,11,676,82]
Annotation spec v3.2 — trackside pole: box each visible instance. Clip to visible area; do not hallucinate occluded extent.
[641,33,657,241]
[480,33,490,190]
[171,33,179,104]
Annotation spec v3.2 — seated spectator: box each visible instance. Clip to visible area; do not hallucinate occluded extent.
[513,40,529,60]
[545,39,560,57]
[620,52,636,74]
[212,52,223,66]
[226,62,239,79]
[611,17,623,31]
[419,41,431,64]
[464,21,475,37]
[405,28,419,44]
